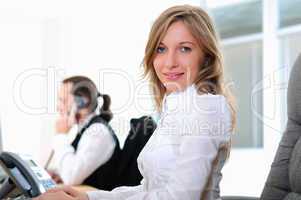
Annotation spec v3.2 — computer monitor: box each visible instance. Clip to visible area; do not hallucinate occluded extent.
[0,117,3,153]
[0,117,6,182]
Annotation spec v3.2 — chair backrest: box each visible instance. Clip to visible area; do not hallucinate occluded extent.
[261,54,301,199]
[116,116,156,187]
[201,146,229,199]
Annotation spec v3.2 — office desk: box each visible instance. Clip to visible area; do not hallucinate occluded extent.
[73,185,97,192]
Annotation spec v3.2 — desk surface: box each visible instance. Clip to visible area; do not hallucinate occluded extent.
[72,185,98,192]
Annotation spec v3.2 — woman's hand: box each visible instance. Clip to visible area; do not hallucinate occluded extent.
[47,170,63,184]
[33,191,75,200]
[56,114,72,134]
[33,186,89,200]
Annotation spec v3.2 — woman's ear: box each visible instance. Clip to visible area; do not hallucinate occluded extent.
[74,95,89,109]
[203,56,211,67]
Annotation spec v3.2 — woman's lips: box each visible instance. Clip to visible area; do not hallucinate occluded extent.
[164,72,184,80]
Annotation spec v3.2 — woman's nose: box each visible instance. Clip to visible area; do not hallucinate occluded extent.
[164,51,178,69]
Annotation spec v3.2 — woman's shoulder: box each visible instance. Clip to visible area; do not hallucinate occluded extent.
[84,121,112,137]
[188,91,230,116]
[188,92,231,130]
[179,84,230,112]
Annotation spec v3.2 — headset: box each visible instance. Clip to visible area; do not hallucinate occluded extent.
[73,95,89,110]
[70,92,101,119]
[67,95,89,126]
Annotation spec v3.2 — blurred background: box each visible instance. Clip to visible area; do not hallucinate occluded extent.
[0,0,300,197]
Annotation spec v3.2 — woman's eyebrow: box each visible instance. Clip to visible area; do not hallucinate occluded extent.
[179,41,196,46]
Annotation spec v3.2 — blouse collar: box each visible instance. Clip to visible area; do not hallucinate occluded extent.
[77,112,97,132]
[162,84,198,114]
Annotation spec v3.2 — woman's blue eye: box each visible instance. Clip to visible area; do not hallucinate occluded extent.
[180,46,192,53]
[157,46,166,53]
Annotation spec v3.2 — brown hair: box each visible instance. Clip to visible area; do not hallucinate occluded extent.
[142,5,236,130]
[63,76,113,122]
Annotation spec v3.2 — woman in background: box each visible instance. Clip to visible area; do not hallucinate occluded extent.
[50,76,120,190]
[37,4,236,200]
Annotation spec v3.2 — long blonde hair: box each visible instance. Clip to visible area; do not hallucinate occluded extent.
[143,5,236,130]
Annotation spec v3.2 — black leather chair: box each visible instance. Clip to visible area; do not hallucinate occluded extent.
[222,54,301,200]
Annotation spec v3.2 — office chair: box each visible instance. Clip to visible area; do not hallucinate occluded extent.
[222,53,301,200]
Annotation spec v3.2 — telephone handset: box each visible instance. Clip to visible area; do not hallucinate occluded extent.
[0,152,56,199]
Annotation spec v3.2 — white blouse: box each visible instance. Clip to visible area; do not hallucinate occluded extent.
[52,113,116,185]
[88,84,232,200]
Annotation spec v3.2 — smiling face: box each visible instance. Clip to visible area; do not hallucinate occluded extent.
[153,20,205,94]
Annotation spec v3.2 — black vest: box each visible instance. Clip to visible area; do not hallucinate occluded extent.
[71,115,121,191]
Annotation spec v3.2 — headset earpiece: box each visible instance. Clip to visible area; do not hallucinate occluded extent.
[74,95,88,109]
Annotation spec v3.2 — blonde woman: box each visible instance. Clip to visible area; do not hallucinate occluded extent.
[36,4,236,200]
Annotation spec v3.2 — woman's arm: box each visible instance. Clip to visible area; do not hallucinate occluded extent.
[33,186,89,200]
[53,123,116,185]
[34,184,144,200]
[86,134,229,200]
[119,136,228,200]
[88,185,144,200]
